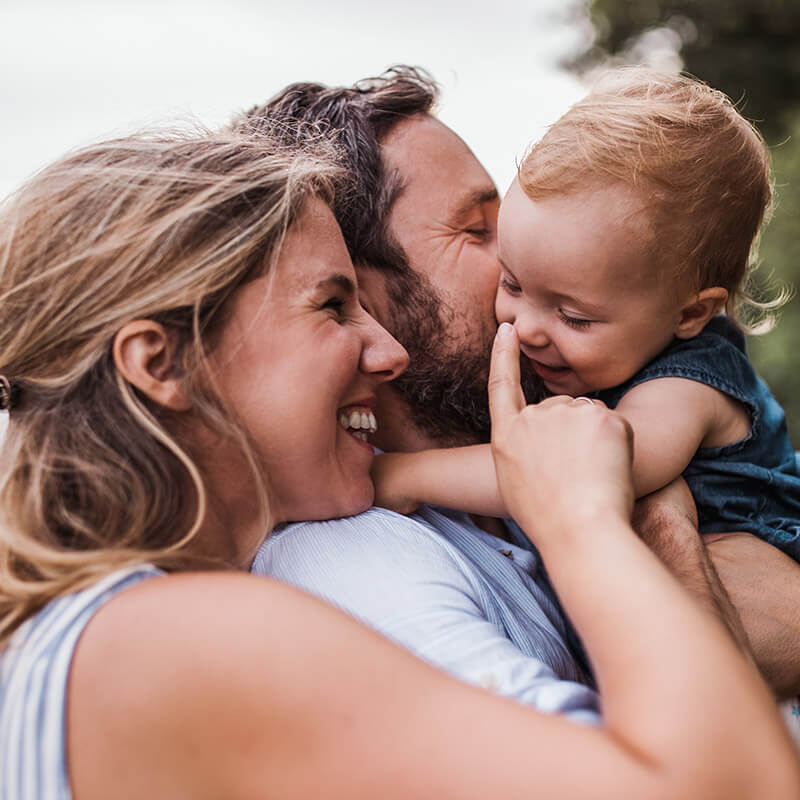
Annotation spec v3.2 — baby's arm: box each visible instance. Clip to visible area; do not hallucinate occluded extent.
[371,445,507,516]
[616,376,749,497]
[372,377,747,514]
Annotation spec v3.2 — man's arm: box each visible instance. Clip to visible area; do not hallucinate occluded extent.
[631,479,751,655]
[705,532,800,699]
[633,480,800,699]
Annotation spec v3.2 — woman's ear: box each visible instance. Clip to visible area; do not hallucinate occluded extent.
[113,320,191,411]
[675,287,729,340]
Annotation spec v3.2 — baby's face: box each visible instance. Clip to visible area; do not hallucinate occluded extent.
[496,178,688,397]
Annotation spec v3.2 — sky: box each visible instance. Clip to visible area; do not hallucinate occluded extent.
[1,0,591,199]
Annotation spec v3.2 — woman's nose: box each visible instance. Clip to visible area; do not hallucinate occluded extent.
[360,313,409,381]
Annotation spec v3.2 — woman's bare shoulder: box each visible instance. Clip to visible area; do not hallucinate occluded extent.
[67,571,376,798]
[65,571,569,800]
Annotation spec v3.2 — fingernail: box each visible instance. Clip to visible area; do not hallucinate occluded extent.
[497,322,513,339]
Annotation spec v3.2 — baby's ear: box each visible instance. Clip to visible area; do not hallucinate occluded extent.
[113,320,191,411]
[674,287,728,340]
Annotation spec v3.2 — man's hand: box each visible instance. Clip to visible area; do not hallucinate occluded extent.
[634,485,800,698]
[706,532,800,699]
[632,480,751,657]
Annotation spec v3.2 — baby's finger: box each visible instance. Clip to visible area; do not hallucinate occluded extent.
[488,323,526,423]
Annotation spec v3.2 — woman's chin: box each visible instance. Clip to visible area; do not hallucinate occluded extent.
[316,482,375,522]
[340,485,374,518]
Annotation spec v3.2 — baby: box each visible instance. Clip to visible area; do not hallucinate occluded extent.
[373,68,800,560]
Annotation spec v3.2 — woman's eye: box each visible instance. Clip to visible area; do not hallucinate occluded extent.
[465,227,490,238]
[558,309,592,329]
[499,275,521,295]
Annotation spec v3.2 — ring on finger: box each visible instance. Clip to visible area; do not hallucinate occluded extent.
[573,396,595,406]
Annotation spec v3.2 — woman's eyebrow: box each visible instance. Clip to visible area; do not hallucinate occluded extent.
[315,274,355,295]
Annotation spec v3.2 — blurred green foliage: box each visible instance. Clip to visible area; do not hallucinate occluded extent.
[566,0,800,444]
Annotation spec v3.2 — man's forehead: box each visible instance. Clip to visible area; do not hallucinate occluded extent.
[381,115,497,216]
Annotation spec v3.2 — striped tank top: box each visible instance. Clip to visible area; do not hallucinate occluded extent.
[0,566,161,799]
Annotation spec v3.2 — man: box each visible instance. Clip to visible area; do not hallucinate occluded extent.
[241,67,800,713]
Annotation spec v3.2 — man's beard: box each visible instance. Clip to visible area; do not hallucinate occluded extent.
[385,270,543,447]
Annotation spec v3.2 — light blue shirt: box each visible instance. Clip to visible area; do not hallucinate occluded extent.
[252,505,600,724]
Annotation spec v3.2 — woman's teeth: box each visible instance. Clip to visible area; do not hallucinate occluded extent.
[338,408,377,441]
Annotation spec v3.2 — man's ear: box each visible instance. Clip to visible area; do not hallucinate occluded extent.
[113,320,191,411]
[674,287,728,340]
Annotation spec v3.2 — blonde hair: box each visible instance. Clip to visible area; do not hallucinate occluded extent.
[519,67,782,330]
[0,126,344,646]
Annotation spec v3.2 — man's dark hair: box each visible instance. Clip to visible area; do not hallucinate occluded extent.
[235,67,542,443]
[234,65,437,278]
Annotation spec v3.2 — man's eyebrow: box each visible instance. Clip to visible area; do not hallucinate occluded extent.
[452,187,499,221]
[315,274,356,294]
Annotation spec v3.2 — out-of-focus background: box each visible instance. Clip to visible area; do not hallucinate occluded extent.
[2,0,799,442]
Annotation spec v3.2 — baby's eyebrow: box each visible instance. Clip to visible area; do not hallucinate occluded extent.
[556,292,607,317]
[497,258,522,285]
[497,256,513,274]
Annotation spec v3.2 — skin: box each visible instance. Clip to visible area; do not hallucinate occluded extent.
[384,178,752,507]
[362,114,502,453]
[495,179,698,397]
[365,115,800,695]
[494,179,755,497]
[203,198,408,534]
[706,531,800,698]
[66,308,800,799]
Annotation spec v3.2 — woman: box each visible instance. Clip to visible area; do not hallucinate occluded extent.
[0,126,797,799]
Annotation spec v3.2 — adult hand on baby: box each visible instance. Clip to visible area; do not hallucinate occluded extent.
[488,323,635,546]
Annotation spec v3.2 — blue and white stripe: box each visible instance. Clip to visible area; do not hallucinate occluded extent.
[0,566,161,800]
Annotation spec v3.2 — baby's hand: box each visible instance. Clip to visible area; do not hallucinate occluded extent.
[371,453,422,515]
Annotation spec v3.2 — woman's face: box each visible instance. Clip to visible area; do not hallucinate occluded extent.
[208,197,408,527]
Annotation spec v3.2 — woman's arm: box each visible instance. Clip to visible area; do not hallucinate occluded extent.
[66,326,800,800]
[485,324,799,796]
[68,571,799,800]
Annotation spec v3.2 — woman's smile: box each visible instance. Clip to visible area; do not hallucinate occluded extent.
[338,404,378,444]
[206,196,408,527]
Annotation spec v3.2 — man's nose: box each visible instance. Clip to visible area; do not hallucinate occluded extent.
[360,314,409,381]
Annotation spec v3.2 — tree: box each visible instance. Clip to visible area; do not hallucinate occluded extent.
[569,0,800,141]
[566,0,800,444]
